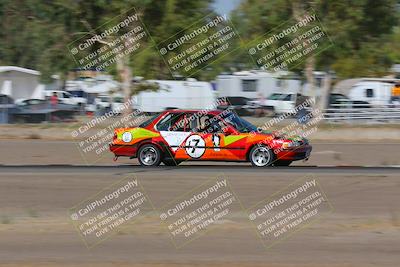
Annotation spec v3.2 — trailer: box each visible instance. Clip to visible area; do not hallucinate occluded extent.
[132,79,216,113]
[216,71,302,99]
[345,78,400,107]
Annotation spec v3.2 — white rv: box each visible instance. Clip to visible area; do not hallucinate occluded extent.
[347,79,399,107]
[216,71,301,99]
[132,79,215,113]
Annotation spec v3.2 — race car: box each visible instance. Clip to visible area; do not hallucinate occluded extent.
[109,109,312,167]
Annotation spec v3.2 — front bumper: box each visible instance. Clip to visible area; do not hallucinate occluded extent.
[276,145,312,161]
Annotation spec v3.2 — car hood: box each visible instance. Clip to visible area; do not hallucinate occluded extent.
[256,130,308,143]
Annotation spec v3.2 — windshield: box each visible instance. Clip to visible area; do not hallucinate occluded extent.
[113,97,124,103]
[227,97,249,105]
[69,90,84,97]
[99,96,109,102]
[220,112,257,133]
[267,93,284,100]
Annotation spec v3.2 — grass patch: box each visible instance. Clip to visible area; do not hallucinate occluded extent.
[27,208,39,218]
[26,133,41,139]
[1,215,12,224]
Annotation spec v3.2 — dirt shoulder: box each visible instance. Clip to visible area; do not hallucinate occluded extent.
[0,172,399,267]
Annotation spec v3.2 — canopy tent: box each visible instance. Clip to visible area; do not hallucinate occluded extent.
[0,66,43,101]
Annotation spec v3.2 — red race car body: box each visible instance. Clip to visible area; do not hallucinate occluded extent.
[110,110,312,167]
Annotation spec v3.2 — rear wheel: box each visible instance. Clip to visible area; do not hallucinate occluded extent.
[249,145,274,167]
[162,159,181,166]
[273,160,292,166]
[138,144,161,167]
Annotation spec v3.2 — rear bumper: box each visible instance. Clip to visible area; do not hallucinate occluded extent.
[276,145,312,161]
[109,143,137,157]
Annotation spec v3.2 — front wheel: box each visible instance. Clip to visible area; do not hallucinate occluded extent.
[138,144,161,167]
[249,145,274,167]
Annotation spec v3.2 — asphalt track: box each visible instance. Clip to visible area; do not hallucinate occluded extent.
[0,163,399,266]
[0,164,399,174]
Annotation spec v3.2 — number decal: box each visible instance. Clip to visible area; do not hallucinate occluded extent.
[185,135,205,158]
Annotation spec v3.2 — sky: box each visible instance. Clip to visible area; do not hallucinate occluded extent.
[212,0,242,16]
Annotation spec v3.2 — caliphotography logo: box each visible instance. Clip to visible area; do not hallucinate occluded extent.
[247,177,333,249]
[157,13,241,77]
[246,9,333,72]
[157,176,245,248]
[67,7,153,71]
[69,176,154,248]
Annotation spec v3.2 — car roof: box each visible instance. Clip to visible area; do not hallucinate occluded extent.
[162,109,223,115]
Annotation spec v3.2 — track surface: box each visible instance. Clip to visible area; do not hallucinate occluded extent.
[0,164,399,267]
[0,164,399,174]
[0,140,399,267]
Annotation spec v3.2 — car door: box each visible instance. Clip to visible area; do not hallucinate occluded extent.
[168,113,229,161]
[156,112,192,159]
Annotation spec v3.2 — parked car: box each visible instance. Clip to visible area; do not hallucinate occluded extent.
[67,89,88,108]
[12,99,76,123]
[329,93,370,109]
[0,94,17,123]
[45,90,82,107]
[216,97,256,116]
[263,93,312,114]
[95,94,126,114]
[110,109,312,167]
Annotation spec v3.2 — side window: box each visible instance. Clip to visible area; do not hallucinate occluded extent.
[205,117,226,133]
[242,80,257,92]
[188,115,203,132]
[155,113,186,131]
[283,94,292,101]
[366,89,374,98]
[171,114,188,132]
[191,114,226,134]
[63,93,70,98]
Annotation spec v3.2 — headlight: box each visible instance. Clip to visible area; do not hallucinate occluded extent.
[282,141,300,149]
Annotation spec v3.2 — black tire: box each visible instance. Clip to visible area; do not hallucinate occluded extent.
[249,145,274,167]
[274,160,292,166]
[162,159,181,166]
[137,144,161,167]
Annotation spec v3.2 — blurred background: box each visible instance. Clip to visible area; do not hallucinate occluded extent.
[1,3,400,266]
[1,0,400,127]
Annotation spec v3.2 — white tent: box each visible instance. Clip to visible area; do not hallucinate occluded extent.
[31,84,45,99]
[0,66,43,101]
[84,80,120,94]
[1,80,12,96]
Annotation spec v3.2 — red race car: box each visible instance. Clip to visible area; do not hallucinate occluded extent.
[110,109,312,167]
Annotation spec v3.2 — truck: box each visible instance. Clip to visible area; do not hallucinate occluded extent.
[44,90,83,107]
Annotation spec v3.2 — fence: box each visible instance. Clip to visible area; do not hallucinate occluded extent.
[323,104,400,123]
